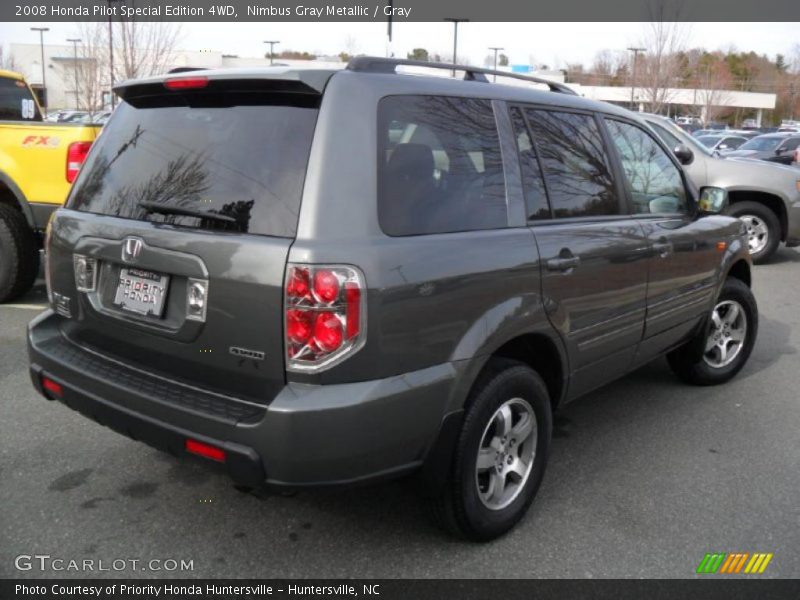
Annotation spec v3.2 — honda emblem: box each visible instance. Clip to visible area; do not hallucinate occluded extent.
[122,237,144,263]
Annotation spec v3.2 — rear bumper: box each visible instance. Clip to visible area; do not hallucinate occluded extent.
[28,310,459,489]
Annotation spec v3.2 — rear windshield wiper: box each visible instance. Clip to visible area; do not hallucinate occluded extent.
[138,201,238,224]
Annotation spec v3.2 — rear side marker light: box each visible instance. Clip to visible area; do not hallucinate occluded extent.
[42,377,63,398]
[66,141,92,183]
[164,76,209,90]
[285,264,366,372]
[185,439,226,463]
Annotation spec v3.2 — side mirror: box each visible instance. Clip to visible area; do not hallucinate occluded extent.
[673,144,694,165]
[697,187,729,214]
[775,147,787,155]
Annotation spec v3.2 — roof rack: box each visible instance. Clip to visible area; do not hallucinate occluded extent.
[346,56,577,96]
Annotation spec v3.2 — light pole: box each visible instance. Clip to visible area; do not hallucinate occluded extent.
[627,47,645,110]
[106,0,126,109]
[444,18,468,76]
[67,38,82,110]
[264,40,280,65]
[488,46,504,81]
[30,27,49,113]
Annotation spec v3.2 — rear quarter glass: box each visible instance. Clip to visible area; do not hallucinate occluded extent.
[67,91,319,238]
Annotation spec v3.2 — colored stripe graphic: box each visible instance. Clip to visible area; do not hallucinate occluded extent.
[697,552,773,574]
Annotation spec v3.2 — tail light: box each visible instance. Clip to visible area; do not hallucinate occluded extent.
[164,76,209,90]
[284,264,366,372]
[44,213,55,304]
[66,141,92,183]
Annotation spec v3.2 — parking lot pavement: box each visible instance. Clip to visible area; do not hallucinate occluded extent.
[2,252,799,580]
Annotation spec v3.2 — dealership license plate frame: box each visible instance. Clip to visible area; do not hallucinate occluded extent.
[113,267,170,318]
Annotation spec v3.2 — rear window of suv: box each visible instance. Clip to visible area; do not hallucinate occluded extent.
[378,95,507,236]
[68,91,318,238]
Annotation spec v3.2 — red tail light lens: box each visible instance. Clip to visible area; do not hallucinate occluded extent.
[284,264,366,371]
[164,76,209,90]
[66,141,92,183]
[313,312,344,352]
[185,439,226,463]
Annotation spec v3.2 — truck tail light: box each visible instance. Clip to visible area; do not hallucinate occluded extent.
[66,141,92,183]
[284,264,366,372]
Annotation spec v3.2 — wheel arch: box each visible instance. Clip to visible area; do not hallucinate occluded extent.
[0,170,34,228]
[725,259,751,288]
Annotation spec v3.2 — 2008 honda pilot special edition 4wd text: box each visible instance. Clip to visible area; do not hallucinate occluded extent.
[28,57,758,541]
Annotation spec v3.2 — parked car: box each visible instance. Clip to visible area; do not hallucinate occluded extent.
[0,69,100,302]
[723,133,800,165]
[696,134,748,152]
[642,113,800,262]
[29,57,757,541]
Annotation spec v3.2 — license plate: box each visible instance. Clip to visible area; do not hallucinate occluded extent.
[113,268,170,317]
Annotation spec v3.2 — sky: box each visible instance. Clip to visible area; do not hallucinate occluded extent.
[2,21,799,69]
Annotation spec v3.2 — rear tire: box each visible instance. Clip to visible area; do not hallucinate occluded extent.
[726,201,780,263]
[430,359,552,541]
[667,278,758,386]
[0,203,39,303]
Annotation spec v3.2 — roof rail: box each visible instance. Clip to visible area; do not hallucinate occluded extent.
[346,56,577,96]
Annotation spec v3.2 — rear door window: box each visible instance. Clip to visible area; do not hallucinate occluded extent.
[0,76,41,121]
[377,95,507,236]
[68,92,319,238]
[523,109,619,218]
[510,106,550,220]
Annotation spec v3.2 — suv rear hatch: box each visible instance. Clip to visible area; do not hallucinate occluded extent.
[46,73,326,404]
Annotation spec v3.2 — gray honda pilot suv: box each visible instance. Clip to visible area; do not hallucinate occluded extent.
[28,57,758,541]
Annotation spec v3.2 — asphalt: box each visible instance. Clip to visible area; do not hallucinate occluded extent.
[1,251,799,579]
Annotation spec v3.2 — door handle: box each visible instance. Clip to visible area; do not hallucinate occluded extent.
[653,240,674,258]
[546,256,581,272]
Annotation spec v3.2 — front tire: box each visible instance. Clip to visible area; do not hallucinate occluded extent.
[667,278,758,386]
[0,203,39,303]
[726,201,780,263]
[431,359,552,541]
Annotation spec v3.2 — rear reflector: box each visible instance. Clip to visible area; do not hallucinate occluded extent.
[66,141,92,183]
[42,377,63,398]
[185,439,226,463]
[164,76,209,90]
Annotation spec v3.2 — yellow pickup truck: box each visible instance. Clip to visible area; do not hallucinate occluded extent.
[0,69,101,302]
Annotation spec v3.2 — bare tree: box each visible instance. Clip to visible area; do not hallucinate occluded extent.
[72,23,108,115]
[116,21,182,80]
[637,2,690,113]
[0,44,17,70]
[695,58,733,124]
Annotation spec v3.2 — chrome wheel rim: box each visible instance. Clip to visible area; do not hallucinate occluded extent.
[703,300,747,368]
[475,397,537,511]
[740,215,769,255]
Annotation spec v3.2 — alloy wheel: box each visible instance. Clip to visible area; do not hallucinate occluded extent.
[703,299,748,368]
[740,215,769,255]
[475,397,537,511]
